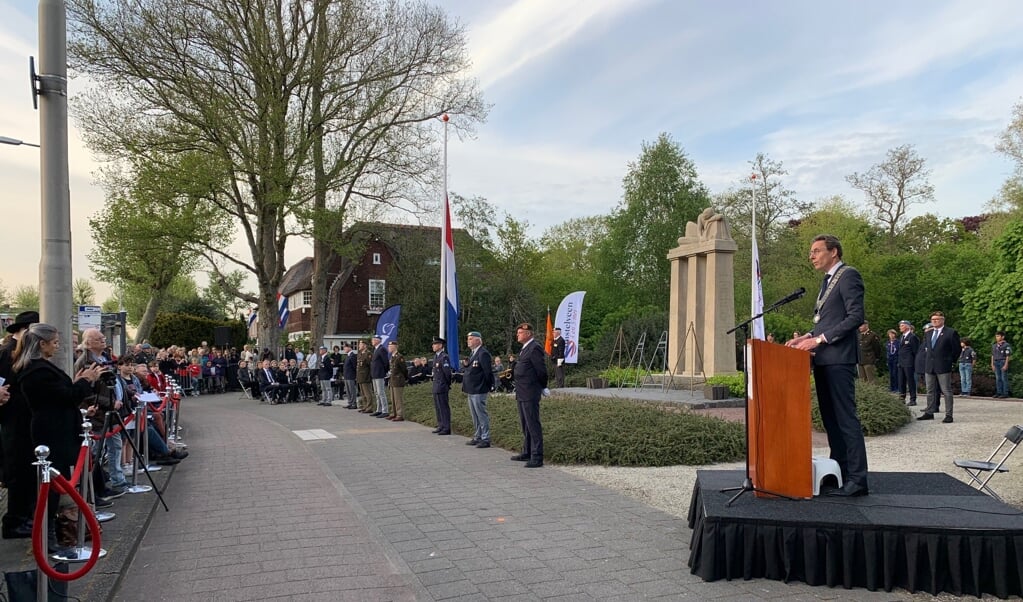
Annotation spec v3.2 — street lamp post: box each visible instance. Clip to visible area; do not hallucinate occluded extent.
[0,136,41,148]
[36,0,73,374]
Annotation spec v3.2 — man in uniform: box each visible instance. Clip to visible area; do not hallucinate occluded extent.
[550,327,566,388]
[461,331,494,448]
[387,340,408,421]
[356,339,375,412]
[788,235,868,497]
[857,322,882,384]
[431,337,452,435]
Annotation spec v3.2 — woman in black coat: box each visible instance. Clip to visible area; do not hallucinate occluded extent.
[12,324,102,479]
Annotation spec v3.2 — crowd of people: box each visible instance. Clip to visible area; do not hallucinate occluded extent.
[0,312,189,554]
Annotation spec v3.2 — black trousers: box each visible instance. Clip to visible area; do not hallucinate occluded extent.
[813,363,868,487]
[517,398,543,461]
[898,365,916,401]
[433,392,450,432]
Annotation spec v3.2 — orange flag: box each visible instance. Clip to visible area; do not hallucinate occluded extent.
[544,307,554,355]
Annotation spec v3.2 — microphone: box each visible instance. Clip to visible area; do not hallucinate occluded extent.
[773,287,806,307]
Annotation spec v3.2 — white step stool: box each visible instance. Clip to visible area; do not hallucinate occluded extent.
[812,456,843,496]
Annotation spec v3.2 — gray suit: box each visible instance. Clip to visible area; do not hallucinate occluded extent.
[811,263,869,488]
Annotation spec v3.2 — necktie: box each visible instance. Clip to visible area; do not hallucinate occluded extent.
[818,274,831,300]
[932,330,938,346]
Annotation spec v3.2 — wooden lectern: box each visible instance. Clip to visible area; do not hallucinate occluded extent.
[747,339,812,499]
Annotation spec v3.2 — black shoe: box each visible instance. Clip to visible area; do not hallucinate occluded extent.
[431,428,442,434]
[370,412,382,417]
[376,413,389,418]
[942,416,954,423]
[917,413,934,420]
[155,455,181,465]
[476,441,491,449]
[436,430,450,435]
[170,449,189,460]
[525,460,544,468]
[94,497,114,509]
[466,439,479,446]
[2,523,33,539]
[907,401,917,406]
[510,453,529,461]
[826,482,868,497]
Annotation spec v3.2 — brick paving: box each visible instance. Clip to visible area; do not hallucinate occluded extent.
[115,393,930,601]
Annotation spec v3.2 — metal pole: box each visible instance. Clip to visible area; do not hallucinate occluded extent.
[34,445,52,601]
[37,0,73,375]
[126,406,152,494]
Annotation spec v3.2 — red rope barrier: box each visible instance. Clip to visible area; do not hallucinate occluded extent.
[89,413,135,440]
[32,472,102,581]
[68,445,90,489]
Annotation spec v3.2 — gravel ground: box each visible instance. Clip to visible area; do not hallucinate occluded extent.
[559,395,1023,519]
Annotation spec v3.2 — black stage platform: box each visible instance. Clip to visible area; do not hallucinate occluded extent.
[688,469,1023,599]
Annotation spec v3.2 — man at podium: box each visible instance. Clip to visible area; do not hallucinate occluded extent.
[789,234,869,497]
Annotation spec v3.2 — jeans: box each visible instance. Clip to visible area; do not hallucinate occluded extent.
[373,378,389,413]
[467,393,490,441]
[103,434,126,487]
[959,363,973,394]
[994,359,1009,396]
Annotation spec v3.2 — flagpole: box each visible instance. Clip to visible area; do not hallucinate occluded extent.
[439,114,449,340]
[750,173,765,340]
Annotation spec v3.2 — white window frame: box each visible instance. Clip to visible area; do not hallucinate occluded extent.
[372,252,382,265]
[368,279,386,313]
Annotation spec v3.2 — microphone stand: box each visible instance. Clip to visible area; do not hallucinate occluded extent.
[720,291,805,506]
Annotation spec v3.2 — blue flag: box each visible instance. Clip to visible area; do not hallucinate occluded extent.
[375,305,402,349]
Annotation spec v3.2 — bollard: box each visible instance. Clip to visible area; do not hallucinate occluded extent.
[34,445,52,601]
[126,406,153,494]
[51,418,108,563]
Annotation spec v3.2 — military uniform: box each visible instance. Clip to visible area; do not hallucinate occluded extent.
[356,344,375,412]
[388,349,408,420]
[992,338,1013,398]
[431,339,453,434]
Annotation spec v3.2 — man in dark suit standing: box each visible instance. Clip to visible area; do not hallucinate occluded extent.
[789,235,868,496]
[919,311,961,423]
[511,323,549,468]
[431,337,452,435]
[550,328,566,388]
[897,320,919,406]
[461,331,495,448]
[370,335,390,418]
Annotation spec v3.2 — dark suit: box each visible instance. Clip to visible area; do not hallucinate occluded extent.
[550,336,566,387]
[897,331,919,403]
[811,263,868,488]
[257,368,284,402]
[923,326,961,418]
[514,339,548,462]
[432,351,453,433]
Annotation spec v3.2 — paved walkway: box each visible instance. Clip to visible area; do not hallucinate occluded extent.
[115,394,932,601]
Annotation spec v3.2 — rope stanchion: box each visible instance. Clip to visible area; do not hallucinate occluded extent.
[127,406,154,494]
[31,446,103,583]
[53,416,109,564]
[89,412,134,440]
[68,444,89,490]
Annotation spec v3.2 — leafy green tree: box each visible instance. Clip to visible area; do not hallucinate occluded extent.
[846,144,935,239]
[11,285,39,310]
[88,153,231,342]
[69,0,486,353]
[597,133,709,309]
[961,219,1023,345]
[72,278,96,307]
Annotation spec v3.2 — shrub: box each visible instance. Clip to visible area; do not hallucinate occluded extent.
[400,385,745,466]
[599,366,653,387]
[810,380,912,436]
[150,313,247,349]
[706,373,744,397]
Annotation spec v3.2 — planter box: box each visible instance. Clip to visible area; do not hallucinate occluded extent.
[587,377,607,389]
[703,385,730,400]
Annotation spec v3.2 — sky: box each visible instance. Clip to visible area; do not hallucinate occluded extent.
[1,0,1022,303]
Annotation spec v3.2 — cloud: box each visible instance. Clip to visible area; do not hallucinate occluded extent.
[467,0,641,89]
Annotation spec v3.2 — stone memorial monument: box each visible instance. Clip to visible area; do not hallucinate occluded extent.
[667,207,738,377]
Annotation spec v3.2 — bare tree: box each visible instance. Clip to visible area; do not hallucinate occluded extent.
[846,144,935,238]
[69,0,485,350]
[716,152,807,240]
[997,99,1023,172]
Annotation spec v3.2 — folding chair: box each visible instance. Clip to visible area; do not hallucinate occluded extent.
[954,424,1023,502]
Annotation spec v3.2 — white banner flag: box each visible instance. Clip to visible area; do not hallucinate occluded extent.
[554,291,586,364]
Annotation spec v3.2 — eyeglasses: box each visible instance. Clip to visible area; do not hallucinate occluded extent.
[809,248,830,256]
